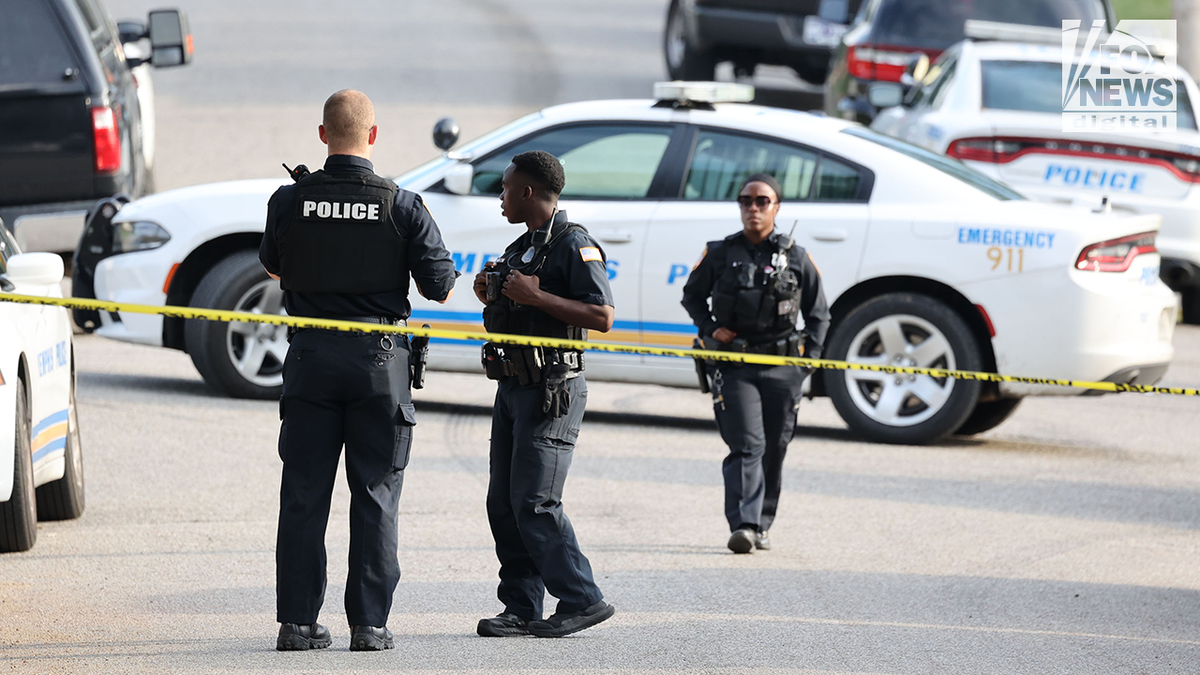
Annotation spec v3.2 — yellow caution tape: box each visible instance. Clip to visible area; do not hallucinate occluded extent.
[2,292,1196,396]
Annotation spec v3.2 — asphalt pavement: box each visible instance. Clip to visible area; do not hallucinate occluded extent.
[2,0,1197,672]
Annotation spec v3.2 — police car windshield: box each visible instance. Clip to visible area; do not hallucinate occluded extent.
[981,60,1199,130]
[843,127,1025,200]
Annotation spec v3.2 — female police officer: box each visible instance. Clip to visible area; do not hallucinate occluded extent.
[681,173,830,554]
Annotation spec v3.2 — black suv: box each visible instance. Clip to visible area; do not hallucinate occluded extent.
[664,0,864,85]
[824,0,1115,124]
[0,0,191,253]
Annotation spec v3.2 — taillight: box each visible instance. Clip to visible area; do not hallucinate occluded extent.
[947,135,1200,180]
[946,137,1023,163]
[1172,156,1200,182]
[847,44,921,82]
[1075,231,1157,272]
[91,106,121,174]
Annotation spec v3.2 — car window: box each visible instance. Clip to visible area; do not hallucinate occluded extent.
[814,157,863,200]
[0,1,79,87]
[981,59,1200,131]
[872,0,1108,50]
[684,130,866,202]
[844,127,1024,200]
[686,131,819,200]
[72,0,117,54]
[470,124,674,199]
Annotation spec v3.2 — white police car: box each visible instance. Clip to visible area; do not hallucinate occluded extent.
[1,224,84,553]
[73,83,1176,444]
[869,35,1200,320]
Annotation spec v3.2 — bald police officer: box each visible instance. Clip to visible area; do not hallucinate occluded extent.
[472,151,616,638]
[260,90,457,651]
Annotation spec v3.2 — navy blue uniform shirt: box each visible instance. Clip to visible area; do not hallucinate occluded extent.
[260,155,457,319]
[681,229,830,358]
[508,210,614,308]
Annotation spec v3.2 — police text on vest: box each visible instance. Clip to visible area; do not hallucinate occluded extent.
[302,200,381,221]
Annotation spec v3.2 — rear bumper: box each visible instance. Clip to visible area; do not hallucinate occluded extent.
[694,5,836,58]
[961,264,1177,398]
[0,200,96,253]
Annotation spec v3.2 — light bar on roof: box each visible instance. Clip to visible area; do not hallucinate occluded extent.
[964,20,1066,45]
[654,81,755,104]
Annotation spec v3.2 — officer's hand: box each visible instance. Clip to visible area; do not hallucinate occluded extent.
[712,327,737,344]
[502,270,542,306]
[473,271,489,304]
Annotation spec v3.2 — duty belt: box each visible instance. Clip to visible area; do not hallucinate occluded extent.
[482,344,584,386]
[703,332,804,357]
[289,315,406,339]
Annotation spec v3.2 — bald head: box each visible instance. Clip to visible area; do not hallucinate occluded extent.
[320,89,377,156]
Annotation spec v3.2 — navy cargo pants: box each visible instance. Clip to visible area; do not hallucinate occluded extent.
[275,328,415,628]
[487,375,604,620]
[712,363,806,533]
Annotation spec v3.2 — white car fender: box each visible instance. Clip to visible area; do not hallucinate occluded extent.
[0,351,20,503]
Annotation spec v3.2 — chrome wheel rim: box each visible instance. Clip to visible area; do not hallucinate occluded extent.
[225,279,288,388]
[842,314,956,428]
[666,7,687,70]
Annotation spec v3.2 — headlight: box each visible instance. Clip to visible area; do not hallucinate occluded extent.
[112,221,170,253]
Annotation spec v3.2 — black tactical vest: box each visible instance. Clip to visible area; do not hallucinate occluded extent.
[710,234,802,337]
[483,220,592,340]
[278,169,405,294]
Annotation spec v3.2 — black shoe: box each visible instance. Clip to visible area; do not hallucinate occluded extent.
[727,527,755,554]
[755,530,771,550]
[528,601,615,638]
[477,612,533,637]
[349,625,394,651]
[276,623,332,651]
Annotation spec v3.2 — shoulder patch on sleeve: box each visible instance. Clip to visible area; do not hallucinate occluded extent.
[579,246,603,263]
[692,245,708,271]
[807,251,821,275]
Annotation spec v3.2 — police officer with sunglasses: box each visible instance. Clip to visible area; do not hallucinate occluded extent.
[681,173,830,554]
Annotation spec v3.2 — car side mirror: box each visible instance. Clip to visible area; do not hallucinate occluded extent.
[443,163,474,196]
[433,117,460,151]
[867,82,904,109]
[6,252,65,287]
[148,9,193,68]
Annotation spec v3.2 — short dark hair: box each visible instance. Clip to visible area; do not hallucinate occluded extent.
[511,150,566,196]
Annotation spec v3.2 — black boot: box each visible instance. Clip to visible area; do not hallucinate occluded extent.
[276,623,332,651]
[349,625,394,651]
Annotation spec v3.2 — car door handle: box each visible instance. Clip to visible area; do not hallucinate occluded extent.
[596,230,634,243]
[811,229,847,242]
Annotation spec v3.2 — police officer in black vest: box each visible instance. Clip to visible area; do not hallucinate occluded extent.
[259,90,457,651]
[682,173,830,554]
[472,150,616,638]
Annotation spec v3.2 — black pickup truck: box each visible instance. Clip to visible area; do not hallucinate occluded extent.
[0,0,191,254]
[664,0,863,85]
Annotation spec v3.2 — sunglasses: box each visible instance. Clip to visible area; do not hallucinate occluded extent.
[736,195,777,209]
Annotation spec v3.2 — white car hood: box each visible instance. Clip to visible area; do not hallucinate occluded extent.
[114,178,290,236]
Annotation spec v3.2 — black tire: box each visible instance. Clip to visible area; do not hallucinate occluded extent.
[35,367,85,521]
[954,398,1023,436]
[1,383,37,553]
[1180,287,1200,325]
[824,293,983,445]
[185,250,287,399]
[664,1,717,81]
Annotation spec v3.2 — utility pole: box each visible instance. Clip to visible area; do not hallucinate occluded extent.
[1175,0,1200,75]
